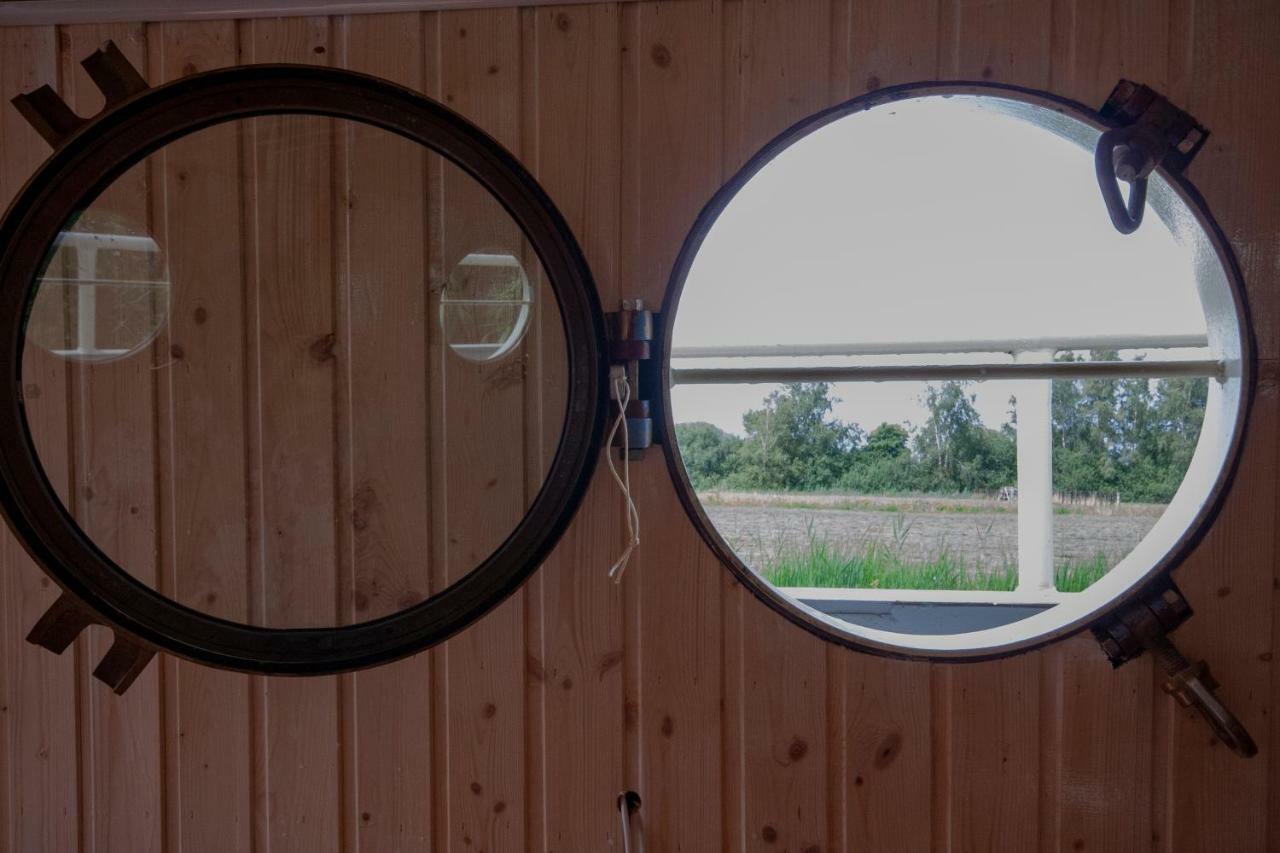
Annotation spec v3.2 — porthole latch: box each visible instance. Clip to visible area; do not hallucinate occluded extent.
[607,299,663,456]
[1094,79,1209,235]
[1092,578,1257,758]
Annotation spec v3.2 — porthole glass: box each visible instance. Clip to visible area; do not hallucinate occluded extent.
[19,114,568,630]
[663,86,1250,657]
[0,65,604,674]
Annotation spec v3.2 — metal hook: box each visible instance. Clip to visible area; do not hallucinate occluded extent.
[1152,639,1258,758]
[1094,125,1153,235]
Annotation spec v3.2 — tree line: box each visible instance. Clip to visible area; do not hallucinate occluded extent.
[675,351,1207,504]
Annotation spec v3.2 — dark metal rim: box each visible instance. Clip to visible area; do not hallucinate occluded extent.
[658,80,1257,662]
[0,65,609,673]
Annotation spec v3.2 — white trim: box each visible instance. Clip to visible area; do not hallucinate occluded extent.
[783,587,1074,605]
[670,332,1209,360]
[0,0,628,26]
[670,357,1223,385]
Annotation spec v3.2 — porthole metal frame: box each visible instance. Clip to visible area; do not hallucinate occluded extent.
[0,63,609,675]
[658,80,1256,662]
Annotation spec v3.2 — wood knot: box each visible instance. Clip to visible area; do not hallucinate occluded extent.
[865,74,881,91]
[193,305,208,325]
[527,655,545,682]
[660,715,674,737]
[481,702,497,719]
[651,43,672,68]
[310,332,336,362]
[787,736,808,762]
[873,731,902,769]
[761,825,778,843]
[555,12,572,31]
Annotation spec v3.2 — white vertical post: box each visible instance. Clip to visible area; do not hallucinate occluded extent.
[74,244,98,356]
[1015,349,1055,592]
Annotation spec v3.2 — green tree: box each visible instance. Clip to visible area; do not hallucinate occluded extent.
[673,421,742,488]
[913,381,1015,492]
[729,382,861,490]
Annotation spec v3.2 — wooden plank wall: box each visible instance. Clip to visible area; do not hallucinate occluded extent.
[1,1,1278,850]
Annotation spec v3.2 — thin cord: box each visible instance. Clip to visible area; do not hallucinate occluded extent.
[605,372,640,583]
[619,797,632,853]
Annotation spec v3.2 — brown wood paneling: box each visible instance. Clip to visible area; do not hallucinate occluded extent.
[433,9,529,850]
[627,1,727,850]
[240,17,343,853]
[0,26,80,853]
[150,19,253,853]
[527,5,626,851]
[335,13,435,852]
[0,3,1278,851]
[59,22,164,853]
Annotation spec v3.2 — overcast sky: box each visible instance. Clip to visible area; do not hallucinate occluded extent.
[669,96,1207,437]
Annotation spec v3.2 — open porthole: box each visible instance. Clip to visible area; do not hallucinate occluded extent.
[661,82,1253,664]
[0,45,606,686]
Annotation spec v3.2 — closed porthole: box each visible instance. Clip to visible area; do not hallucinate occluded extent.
[661,83,1252,659]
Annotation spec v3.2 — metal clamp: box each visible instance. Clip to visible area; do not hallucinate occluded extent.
[1092,577,1257,758]
[1094,80,1209,234]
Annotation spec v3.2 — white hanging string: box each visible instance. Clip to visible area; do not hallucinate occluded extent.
[605,371,641,583]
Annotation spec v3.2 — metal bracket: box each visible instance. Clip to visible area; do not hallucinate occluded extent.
[1092,577,1257,757]
[1094,79,1209,234]
[606,300,663,457]
[12,40,146,147]
[27,591,154,693]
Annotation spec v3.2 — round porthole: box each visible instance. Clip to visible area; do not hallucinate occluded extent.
[661,82,1253,660]
[0,56,607,678]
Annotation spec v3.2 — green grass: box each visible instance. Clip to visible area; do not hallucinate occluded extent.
[758,526,1112,593]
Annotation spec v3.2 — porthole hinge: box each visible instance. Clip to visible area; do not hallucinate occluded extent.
[606,299,663,456]
[1094,80,1209,234]
[1091,576,1257,757]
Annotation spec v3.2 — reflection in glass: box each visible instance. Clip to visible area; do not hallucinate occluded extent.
[29,214,169,362]
[440,250,532,362]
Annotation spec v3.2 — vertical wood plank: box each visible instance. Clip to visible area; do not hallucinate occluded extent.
[843,658,933,853]
[528,5,627,851]
[0,25,80,853]
[626,1,726,850]
[335,12,435,852]
[240,17,341,852]
[150,19,253,853]
[59,23,164,853]
[937,0,1054,85]
[432,9,528,850]
[847,0,941,95]
[945,656,1042,852]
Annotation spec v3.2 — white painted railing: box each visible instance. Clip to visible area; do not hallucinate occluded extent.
[671,333,1219,603]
